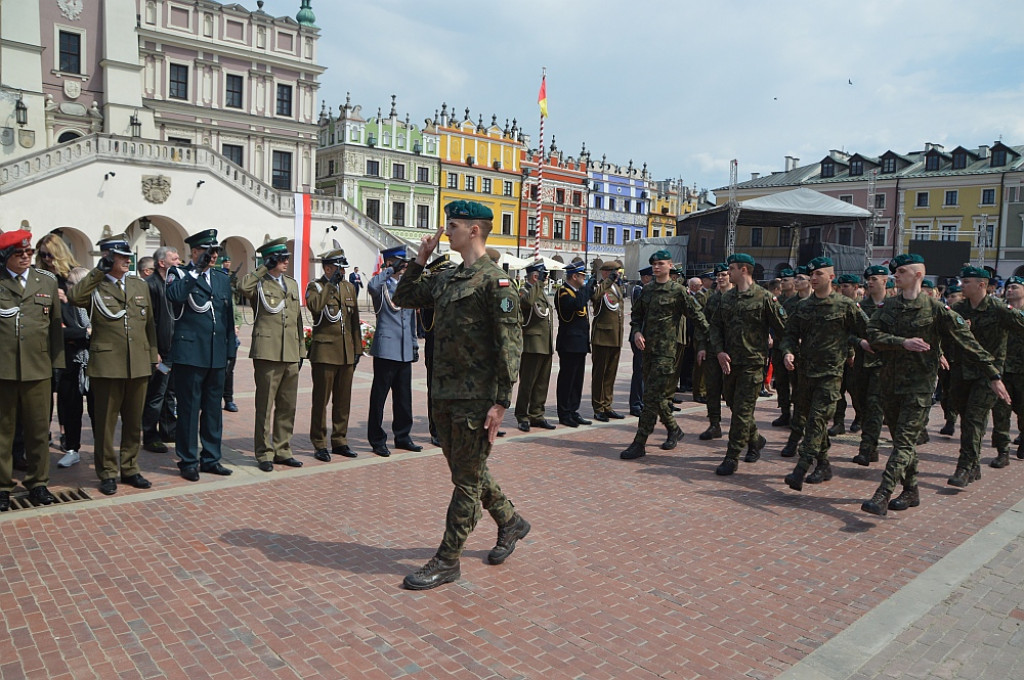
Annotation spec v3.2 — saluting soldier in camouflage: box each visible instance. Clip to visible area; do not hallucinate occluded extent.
[991,276,1024,467]
[709,253,786,476]
[779,257,870,491]
[515,260,556,432]
[779,265,812,457]
[591,260,626,421]
[947,265,1024,486]
[620,250,709,461]
[698,263,732,441]
[305,249,362,462]
[861,254,1009,516]
[851,265,890,466]
[394,200,527,591]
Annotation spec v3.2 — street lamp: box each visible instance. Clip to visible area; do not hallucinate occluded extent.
[129,110,141,137]
[15,96,28,127]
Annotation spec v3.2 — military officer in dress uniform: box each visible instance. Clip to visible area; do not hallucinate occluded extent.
[68,234,157,495]
[165,229,237,481]
[555,261,593,427]
[628,266,654,417]
[590,260,626,422]
[238,238,305,472]
[306,249,362,461]
[515,260,557,432]
[0,230,64,510]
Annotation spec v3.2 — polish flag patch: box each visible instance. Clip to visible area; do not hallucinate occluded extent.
[498,278,510,287]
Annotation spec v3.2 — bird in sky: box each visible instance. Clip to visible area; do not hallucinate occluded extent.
[848,79,853,85]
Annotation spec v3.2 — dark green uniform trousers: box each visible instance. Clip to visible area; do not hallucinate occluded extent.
[877,393,931,494]
[0,378,51,492]
[253,359,300,463]
[434,398,515,561]
[515,353,552,423]
[772,350,791,415]
[704,358,723,425]
[591,345,620,414]
[992,371,1024,454]
[857,366,885,457]
[797,375,842,469]
[639,354,679,439]
[309,362,355,450]
[722,364,763,460]
[91,376,148,481]
[950,377,998,471]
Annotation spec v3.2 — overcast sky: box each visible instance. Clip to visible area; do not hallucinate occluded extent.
[288,0,1024,197]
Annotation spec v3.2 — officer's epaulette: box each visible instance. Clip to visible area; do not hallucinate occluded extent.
[559,288,575,298]
[33,267,57,281]
[210,267,229,276]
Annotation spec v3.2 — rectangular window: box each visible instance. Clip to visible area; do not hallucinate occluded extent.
[466,176,476,192]
[882,157,896,173]
[570,221,581,241]
[556,189,565,204]
[553,219,564,239]
[945,190,958,206]
[592,182,602,193]
[821,161,835,178]
[593,196,603,209]
[916,192,929,208]
[778,227,791,247]
[528,217,537,237]
[447,172,458,189]
[624,199,632,212]
[992,149,1008,167]
[503,181,513,197]
[593,226,602,244]
[952,153,967,170]
[636,230,644,240]
[327,160,335,176]
[225,74,244,108]
[873,225,887,247]
[365,199,381,222]
[366,160,380,177]
[276,84,293,116]
[874,193,886,209]
[481,178,492,194]
[750,227,762,247]
[623,231,631,243]
[839,195,853,203]
[530,185,539,200]
[392,163,405,180]
[392,202,405,227]
[653,228,661,238]
[984,223,995,247]
[850,159,863,176]
[417,166,430,183]
[572,192,582,207]
[59,31,81,74]
[913,224,929,240]
[502,214,512,235]
[416,205,430,229]
[941,224,957,241]
[169,64,189,100]
[222,144,243,167]
[925,155,940,171]
[609,198,616,211]
[271,150,292,189]
[982,188,996,205]
[838,226,853,245]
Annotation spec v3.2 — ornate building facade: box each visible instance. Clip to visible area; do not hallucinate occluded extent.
[587,157,651,260]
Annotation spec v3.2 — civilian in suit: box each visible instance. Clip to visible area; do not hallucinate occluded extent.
[367,246,420,456]
[142,246,180,453]
[555,260,593,427]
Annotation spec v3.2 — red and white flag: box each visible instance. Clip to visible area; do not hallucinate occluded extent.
[293,192,312,304]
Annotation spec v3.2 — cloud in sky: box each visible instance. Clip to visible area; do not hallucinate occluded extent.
[291,0,1024,195]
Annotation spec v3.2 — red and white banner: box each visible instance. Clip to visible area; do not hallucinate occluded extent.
[293,192,312,304]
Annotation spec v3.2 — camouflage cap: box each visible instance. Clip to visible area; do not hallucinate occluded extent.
[727,252,755,267]
[806,256,834,272]
[649,249,672,264]
[864,265,889,278]
[444,200,493,221]
[837,273,861,285]
[257,237,289,257]
[778,267,795,279]
[959,265,991,280]
[889,253,925,272]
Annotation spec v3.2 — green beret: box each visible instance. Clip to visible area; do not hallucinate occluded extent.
[921,279,934,289]
[945,283,962,293]
[727,252,755,267]
[889,253,925,272]
[959,265,991,280]
[864,265,889,278]
[837,274,861,285]
[185,229,219,248]
[778,267,795,279]
[258,237,290,257]
[444,200,493,221]
[806,256,834,272]
[795,265,809,276]
[885,279,895,288]
[714,262,729,274]
[1007,276,1024,287]
[649,249,672,264]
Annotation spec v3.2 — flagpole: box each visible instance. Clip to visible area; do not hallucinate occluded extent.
[534,68,546,261]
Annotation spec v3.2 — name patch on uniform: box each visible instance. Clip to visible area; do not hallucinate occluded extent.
[498,278,510,288]
[499,298,514,313]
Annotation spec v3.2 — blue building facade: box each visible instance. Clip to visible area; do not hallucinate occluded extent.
[587,157,651,260]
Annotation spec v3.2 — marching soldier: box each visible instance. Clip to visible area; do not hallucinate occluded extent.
[698,263,732,441]
[991,275,1024,467]
[165,230,237,481]
[850,265,889,466]
[770,268,797,427]
[305,249,362,461]
[590,260,626,421]
[555,260,593,427]
[515,260,557,432]
[779,265,813,457]
[68,234,157,495]
[628,266,653,417]
[0,230,64,510]
[829,273,864,436]
[238,238,305,472]
[938,284,964,436]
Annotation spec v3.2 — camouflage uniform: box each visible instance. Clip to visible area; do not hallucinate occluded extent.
[780,293,867,475]
[393,256,522,561]
[700,289,725,428]
[992,307,1024,462]
[779,292,809,454]
[709,285,786,463]
[854,296,887,463]
[950,296,1024,474]
[771,292,798,421]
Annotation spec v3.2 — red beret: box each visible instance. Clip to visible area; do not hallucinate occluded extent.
[0,230,33,251]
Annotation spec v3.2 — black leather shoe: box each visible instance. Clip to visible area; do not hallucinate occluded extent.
[990,452,1010,469]
[699,424,722,441]
[888,485,920,511]
[402,555,461,590]
[517,421,531,432]
[593,412,610,422]
[99,478,118,495]
[395,440,423,452]
[939,421,955,436]
[313,449,331,462]
[180,467,200,481]
[274,458,303,467]
[200,463,233,475]
[851,450,878,466]
[558,417,579,428]
[573,413,592,426]
[28,486,58,505]
[488,514,531,565]
[372,445,392,457]
[223,401,239,413]
[0,491,9,512]
[849,420,861,433]
[429,435,441,447]
[671,405,681,412]
[143,440,168,454]
[497,430,506,437]
[120,473,152,489]
[605,410,625,419]
[332,445,358,458]
[827,423,845,436]
[660,426,685,450]
[530,419,556,430]
[257,461,274,472]
[629,408,643,417]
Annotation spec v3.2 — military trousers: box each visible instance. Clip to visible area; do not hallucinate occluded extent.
[938,366,956,424]
[515,352,552,423]
[253,359,300,463]
[310,362,355,450]
[556,351,587,419]
[722,363,764,459]
[832,362,858,426]
[992,372,1024,454]
[91,376,148,481]
[704,357,724,425]
[0,378,51,492]
[771,350,791,414]
[796,374,843,469]
[877,392,932,494]
[142,367,176,446]
[637,354,679,440]
[173,364,227,471]
[950,376,998,471]
[628,337,644,412]
[785,369,832,458]
[591,344,621,414]
[434,398,515,561]
[857,366,885,456]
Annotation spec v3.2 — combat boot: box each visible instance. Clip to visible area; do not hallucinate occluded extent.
[939,420,955,436]
[851,449,878,466]
[805,460,833,484]
[715,456,738,476]
[620,437,648,460]
[660,426,685,450]
[771,411,791,427]
[888,485,920,511]
[917,430,930,445]
[827,422,845,437]
[779,440,798,458]
[744,435,767,463]
[849,419,861,433]
[785,464,808,491]
[699,423,722,440]
[947,467,970,488]
[1018,442,1024,460]
[861,489,891,516]
[402,555,461,590]
[970,464,981,483]
[487,514,531,565]
[990,451,1010,469]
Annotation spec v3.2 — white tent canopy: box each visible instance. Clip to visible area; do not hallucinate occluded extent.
[678,186,872,230]
[439,251,565,271]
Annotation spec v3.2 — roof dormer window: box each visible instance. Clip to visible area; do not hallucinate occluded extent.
[952,151,967,170]
[992,148,1007,167]
[849,159,863,176]
[881,156,896,173]
[821,159,835,178]
[925,154,940,171]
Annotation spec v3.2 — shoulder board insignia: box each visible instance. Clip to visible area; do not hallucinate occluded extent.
[559,289,575,298]
[34,268,57,281]
[498,278,510,288]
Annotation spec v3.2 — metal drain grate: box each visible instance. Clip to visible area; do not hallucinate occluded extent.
[5,487,93,511]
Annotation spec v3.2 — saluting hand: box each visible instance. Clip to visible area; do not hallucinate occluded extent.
[417,223,445,265]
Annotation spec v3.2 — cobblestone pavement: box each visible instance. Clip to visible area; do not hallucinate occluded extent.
[2,319,1023,679]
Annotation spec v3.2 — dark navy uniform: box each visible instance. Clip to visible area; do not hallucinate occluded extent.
[555,264,592,424]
